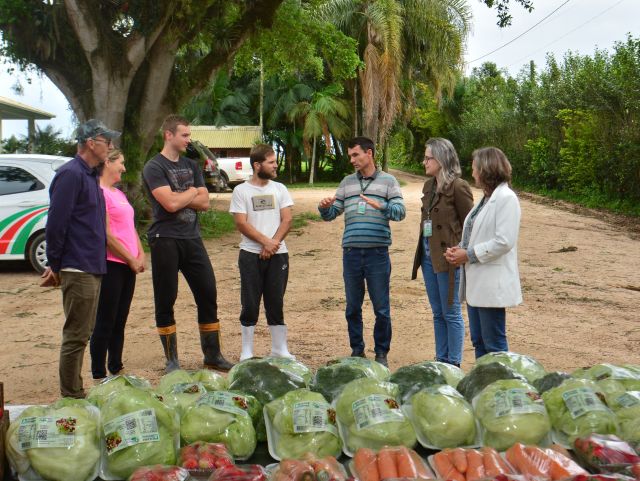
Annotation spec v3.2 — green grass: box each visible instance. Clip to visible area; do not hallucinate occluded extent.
[199,209,236,238]
[388,161,425,176]
[283,181,340,189]
[292,212,321,229]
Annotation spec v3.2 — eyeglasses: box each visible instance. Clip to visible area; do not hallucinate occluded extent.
[424,156,436,162]
[92,137,113,147]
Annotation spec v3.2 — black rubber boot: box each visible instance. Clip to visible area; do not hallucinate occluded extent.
[159,333,180,373]
[200,331,234,372]
[374,352,388,367]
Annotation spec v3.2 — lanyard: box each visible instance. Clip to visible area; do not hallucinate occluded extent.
[425,186,437,219]
[359,177,375,194]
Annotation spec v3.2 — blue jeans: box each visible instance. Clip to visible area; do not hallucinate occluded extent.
[467,305,508,358]
[421,238,464,364]
[343,247,392,355]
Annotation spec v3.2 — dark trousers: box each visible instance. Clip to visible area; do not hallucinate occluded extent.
[239,250,289,326]
[90,261,136,379]
[149,237,218,328]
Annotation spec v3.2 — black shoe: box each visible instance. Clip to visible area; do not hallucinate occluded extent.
[200,328,234,372]
[351,350,366,358]
[158,331,180,373]
[374,352,388,367]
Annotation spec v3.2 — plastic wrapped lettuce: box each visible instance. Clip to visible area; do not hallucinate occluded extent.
[473,379,551,450]
[542,378,619,446]
[191,369,227,391]
[573,364,640,391]
[228,357,311,386]
[264,389,341,459]
[389,363,447,403]
[457,362,527,402]
[606,391,640,448]
[420,361,465,387]
[335,378,416,454]
[100,386,179,480]
[408,384,477,448]
[533,371,572,394]
[87,375,152,409]
[474,352,546,383]
[5,399,101,481]
[310,357,391,403]
[155,369,226,415]
[180,391,257,460]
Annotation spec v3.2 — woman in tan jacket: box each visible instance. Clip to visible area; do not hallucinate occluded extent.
[412,138,473,367]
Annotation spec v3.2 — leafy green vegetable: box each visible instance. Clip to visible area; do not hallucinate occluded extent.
[6,401,100,481]
[156,370,194,393]
[180,391,257,459]
[573,364,640,391]
[310,357,391,403]
[410,385,477,448]
[474,379,551,450]
[542,378,618,444]
[335,378,416,452]
[191,369,228,391]
[100,387,179,479]
[419,361,465,387]
[86,375,151,408]
[265,389,341,459]
[457,362,527,402]
[474,352,546,383]
[606,391,640,448]
[389,363,447,403]
[228,357,311,385]
[533,372,572,394]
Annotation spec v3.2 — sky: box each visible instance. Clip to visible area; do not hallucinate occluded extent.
[1,0,639,141]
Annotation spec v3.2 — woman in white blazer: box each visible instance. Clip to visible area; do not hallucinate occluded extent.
[444,147,522,358]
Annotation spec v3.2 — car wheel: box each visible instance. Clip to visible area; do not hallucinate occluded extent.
[220,171,230,191]
[28,232,48,274]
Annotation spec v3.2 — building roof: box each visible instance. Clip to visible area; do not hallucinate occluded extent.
[0,96,56,120]
[189,125,262,149]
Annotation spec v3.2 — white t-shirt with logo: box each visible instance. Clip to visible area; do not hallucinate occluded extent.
[229,180,294,254]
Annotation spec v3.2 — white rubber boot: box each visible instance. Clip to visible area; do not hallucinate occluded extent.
[240,325,255,361]
[269,325,295,359]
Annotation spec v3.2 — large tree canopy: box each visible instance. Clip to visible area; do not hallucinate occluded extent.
[0,0,285,174]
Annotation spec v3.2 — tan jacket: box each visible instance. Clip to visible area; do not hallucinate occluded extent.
[411,177,474,279]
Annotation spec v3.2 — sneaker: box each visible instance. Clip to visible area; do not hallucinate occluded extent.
[350,350,366,358]
[93,377,107,385]
[374,353,388,367]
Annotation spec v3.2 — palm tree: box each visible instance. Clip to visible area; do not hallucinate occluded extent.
[288,84,350,185]
[318,0,471,165]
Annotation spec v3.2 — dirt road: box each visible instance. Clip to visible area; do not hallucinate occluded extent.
[1,171,639,403]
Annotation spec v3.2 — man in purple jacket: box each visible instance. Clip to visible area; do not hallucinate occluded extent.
[41,119,120,398]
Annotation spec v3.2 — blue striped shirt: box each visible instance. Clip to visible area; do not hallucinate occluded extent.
[319,170,405,247]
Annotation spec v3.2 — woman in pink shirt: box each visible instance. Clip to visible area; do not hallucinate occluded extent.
[90,149,145,381]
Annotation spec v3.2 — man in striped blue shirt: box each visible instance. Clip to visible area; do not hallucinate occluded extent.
[318,137,405,366]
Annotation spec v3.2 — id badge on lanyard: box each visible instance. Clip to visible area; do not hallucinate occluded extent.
[357,201,367,214]
[423,219,432,237]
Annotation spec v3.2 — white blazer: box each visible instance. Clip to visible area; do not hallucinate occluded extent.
[461,182,523,308]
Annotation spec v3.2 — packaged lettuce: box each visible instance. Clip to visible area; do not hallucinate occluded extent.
[607,391,640,448]
[264,389,341,460]
[419,361,465,387]
[87,375,151,408]
[407,384,477,449]
[100,387,179,480]
[5,399,101,481]
[155,369,227,415]
[228,357,311,386]
[180,391,257,460]
[473,379,551,450]
[335,378,416,455]
[542,378,619,446]
[573,364,640,391]
[389,364,447,403]
[474,352,546,383]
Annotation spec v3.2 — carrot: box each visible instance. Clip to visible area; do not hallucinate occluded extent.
[378,447,399,480]
[396,447,418,478]
[523,446,552,479]
[466,449,486,481]
[543,448,587,480]
[451,448,468,474]
[408,448,434,480]
[481,447,509,477]
[354,448,380,481]
[506,443,547,478]
[434,451,465,481]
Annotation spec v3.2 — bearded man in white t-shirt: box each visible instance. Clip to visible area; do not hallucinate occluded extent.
[229,144,295,360]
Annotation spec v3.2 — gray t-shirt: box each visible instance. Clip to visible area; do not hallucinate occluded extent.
[142,154,205,239]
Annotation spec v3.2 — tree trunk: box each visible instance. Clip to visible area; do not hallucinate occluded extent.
[309,135,317,185]
[382,141,389,173]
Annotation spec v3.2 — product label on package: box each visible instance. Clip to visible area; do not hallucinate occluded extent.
[196,391,250,417]
[562,388,609,419]
[352,395,403,431]
[171,382,205,395]
[616,391,640,408]
[292,401,338,435]
[591,365,636,381]
[103,409,160,455]
[494,388,546,417]
[18,416,77,450]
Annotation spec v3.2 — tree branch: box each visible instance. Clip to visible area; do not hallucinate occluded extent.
[63,0,100,62]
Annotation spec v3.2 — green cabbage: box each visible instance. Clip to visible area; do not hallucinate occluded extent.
[180,391,257,459]
[264,389,341,459]
[6,400,100,481]
[474,352,546,383]
[409,385,477,448]
[573,364,640,391]
[419,361,465,387]
[474,379,551,450]
[191,369,228,391]
[542,378,618,444]
[100,387,179,479]
[389,364,447,403]
[87,375,151,408]
[335,378,416,452]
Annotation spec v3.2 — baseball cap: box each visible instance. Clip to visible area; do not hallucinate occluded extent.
[75,119,121,142]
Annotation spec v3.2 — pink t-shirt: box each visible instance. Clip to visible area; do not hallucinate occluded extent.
[102,186,139,264]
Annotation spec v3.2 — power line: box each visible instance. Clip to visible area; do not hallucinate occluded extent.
[506,0,627,70]
[468,0,571,64]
